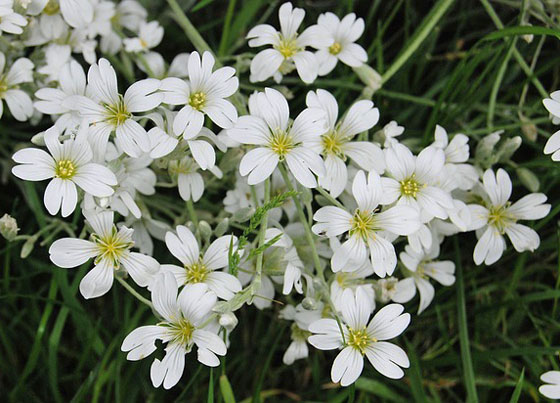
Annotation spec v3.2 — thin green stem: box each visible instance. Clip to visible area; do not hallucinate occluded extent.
[254,178,270,280]
[316,186,345,209]
[186,199,199,229]
[116,276,153,308]
[479,0,548,97]
[278,164,323,278]
[381,0,455,84]
[487,36,517,129]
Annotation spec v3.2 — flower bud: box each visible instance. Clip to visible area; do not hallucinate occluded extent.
[232,207,253,223]
[31,132,46,146]
[198,220,212,242]
[20,236,37,259]
[215,218,229,237]
[497,136,522,162]
[0,214,19,241]
[516,167,540,192]
[302,297,318,310]
[219,312,238,331]
[353,64,382,93]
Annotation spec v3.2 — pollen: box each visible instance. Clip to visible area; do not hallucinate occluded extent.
[269,130,294,159]
[185,261,209,284]
[93,228,133,267]
[487,204,513,234]
[43,0,60,15]
[329,42,342,55]
[347,327,374,355]
[322,131,345,157]
[400,175,423,198]
[349,209,376,241]
[275,37,299,58]
[104,95,131,127]
[189,91,206,111]
[169,318,195,346]
[55,159,76,179]
[140,39,148,48]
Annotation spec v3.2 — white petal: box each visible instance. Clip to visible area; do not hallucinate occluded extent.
[331,347,363,386]
[79,258,114,299]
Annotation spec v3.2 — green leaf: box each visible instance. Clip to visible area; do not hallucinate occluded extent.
[219,374,236,403]
[355,378,405,402]
[208,368,214,403]
[509,368,525,403]
[482,26,560,42]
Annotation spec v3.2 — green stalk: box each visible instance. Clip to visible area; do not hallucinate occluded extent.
[278,164,323,278]
[186,198,199,229]
[316,186,345,209]
[454,238,478,403]
[487,35,517,129]
[254,178,270,280]
[479,0,548,97]
[381,0,455,84]
[116,276,153,308]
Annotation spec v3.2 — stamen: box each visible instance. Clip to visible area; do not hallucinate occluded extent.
[400,174,423,198]
[347,327,374,355]
[55,160,76,179]
[189,92,206,111]
[329,42,342,55]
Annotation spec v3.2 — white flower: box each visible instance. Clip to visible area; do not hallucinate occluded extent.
[12,126,117,217]
[167,156,211,202]
[228,87,326,187]
[161,225,242,300]
[306,89,384,197]
[0,0,27,34]
[315,12,367,76]
[0,53,34,121]
[44,0,94,28]
[470,168,550,265]
[540,371,560,399]
[35,60,86,133]
[382,143,455,222]
[380,120,404,147]
[160,51,238,139]
[124,21,164,53]
[308,288,410,385]
[115,0,147,32]
[121,273,226,389]
[138,52,190,80]
[312,170,420,276]
[396,243,455,314]
[246,2,332,83]
[49,210,160,299]
[542,90,560,161]
[67,58,163,158]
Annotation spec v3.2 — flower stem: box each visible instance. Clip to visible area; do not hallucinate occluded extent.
[116,276,153,308]
[278,164,323,279]
[186,198,199,229]
[254,178,270,280]
[381,0,455,84]
[316,186,345,209]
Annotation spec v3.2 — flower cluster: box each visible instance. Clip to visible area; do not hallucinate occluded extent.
[3,0,554,392]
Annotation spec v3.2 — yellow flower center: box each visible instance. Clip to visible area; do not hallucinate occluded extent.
[329,42,342,55]
[185,260,209,284]
[55,159,76,179]
[104,95,131,127]
[269,130,294,159]
[275,36,299,58]
[168,318,195,346]
[189,91,206,111]
[43,0,60,15]
[400,174,423,198]
[347,327,375,355]
[290,323,311,341]
[93,229,133,267]
[140,39,148,48]
[349,209,376,241]
[0,77,8,96]
[487,204,513,234]
[322,131,346,157]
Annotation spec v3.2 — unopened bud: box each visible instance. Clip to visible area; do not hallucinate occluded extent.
[0,214,19,241]
[20,236,37,259]
[497,136,522,162]
[31,132,46,146]
[219,312,238,331]
[516,167,540,192]
[302,297,318,310]
[232,207,253,223]
[198,220,212,241]
[215,218,229,237]
[353,64,382,93]
[521,116,537,142]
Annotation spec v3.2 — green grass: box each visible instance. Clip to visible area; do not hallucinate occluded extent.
[2,0,560,401]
